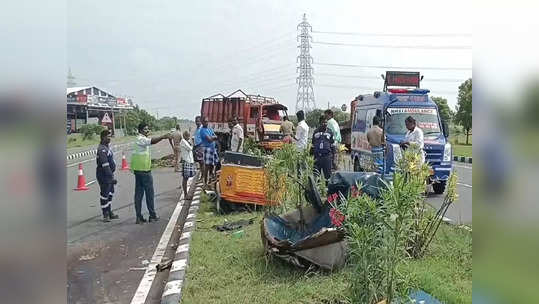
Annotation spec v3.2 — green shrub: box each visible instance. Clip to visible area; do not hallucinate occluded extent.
[79,124,106,140]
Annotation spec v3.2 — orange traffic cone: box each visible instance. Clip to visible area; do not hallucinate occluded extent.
[74,163,89,191]
[121,152,130,170]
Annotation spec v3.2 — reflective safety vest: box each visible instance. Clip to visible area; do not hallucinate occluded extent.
[131,135,151,171]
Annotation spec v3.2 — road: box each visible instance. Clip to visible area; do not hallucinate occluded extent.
[67,140,183,304]
[426,162,472,225]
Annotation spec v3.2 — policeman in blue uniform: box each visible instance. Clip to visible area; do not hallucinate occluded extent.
[96,129,119,222]
[311,115,335,180]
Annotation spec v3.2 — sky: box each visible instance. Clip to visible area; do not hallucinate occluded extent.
[67,0,472,119]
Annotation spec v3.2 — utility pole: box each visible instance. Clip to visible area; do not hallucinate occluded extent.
[296,13,316,113]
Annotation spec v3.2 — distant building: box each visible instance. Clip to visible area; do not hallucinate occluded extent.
[67,86,134,134]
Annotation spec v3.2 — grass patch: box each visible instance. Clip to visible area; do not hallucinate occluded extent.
[453,144,472,158]
[181,195,472,304]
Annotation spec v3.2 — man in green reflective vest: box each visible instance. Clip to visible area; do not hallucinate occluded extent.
[131,122,171,224]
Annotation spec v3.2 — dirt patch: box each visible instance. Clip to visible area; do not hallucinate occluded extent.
[152,154,174,168]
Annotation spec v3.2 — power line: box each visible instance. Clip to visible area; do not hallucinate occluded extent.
[312,30,472,38]
[313,41,471,50]
[314,62,472,71]
[317,83,458,94]
[316,73,465,83]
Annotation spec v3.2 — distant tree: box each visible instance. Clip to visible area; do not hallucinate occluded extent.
[305,109,324,128]
[454,78,472,144]
[431,96,454,123]
[523,78,539,128]
[304,108,349,128]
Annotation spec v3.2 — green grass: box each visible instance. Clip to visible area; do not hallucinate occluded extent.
[181,195,472,304]
[452,144,472,158]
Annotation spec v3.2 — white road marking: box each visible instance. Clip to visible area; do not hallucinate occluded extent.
[457,182,473,188]
[85,180,96,186]
[130,176,194,304]
[453,164,472,170]
[129,199,184,304]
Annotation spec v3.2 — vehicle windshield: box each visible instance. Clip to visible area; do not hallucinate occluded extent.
[385,107,441,136]
[262,107,287,121]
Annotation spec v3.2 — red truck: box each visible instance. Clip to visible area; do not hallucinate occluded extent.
[201,89,289,151]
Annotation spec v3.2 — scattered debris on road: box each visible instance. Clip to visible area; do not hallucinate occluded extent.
[156,258,173,272]
[212,218,255,231]
[152,154,174,168]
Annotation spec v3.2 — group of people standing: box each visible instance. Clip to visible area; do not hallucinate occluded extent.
[93,109,350,223]
[279,109,342,180]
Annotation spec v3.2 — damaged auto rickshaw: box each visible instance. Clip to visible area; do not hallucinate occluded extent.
[261,171,386,271]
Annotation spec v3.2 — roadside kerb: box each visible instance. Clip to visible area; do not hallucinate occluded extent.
[161,182,203,304]
[129,175,197,304]
[453,155,472,164]
[66,142,132,161]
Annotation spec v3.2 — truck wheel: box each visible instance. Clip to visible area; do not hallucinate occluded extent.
[353,158,362,172]
[433,181,446,194]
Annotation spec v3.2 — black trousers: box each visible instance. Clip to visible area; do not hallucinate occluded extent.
[314,154,332,180]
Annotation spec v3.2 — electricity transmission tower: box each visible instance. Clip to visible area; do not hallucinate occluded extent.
[296,13,316,113]
[67,67,76,88]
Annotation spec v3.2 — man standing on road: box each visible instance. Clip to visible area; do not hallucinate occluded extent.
[193,116,204,180]
[171,124,183,172]
[367,116,385,173]
[279,116,294,137]
[295,110,309,151]
[400,116,425,163]
[200,117,219,188]
[230,116,244,153]
[180,131,195,200]
[96,129,119,222]
[311,115,334,180]
[131,122,171,224]
[324,109,341,170]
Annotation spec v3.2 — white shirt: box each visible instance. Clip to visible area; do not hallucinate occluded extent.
[179,138,194,163]
[404,126,425,162]
[296,120,309,151]
[230,124,244,152]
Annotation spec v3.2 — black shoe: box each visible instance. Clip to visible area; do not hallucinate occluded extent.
[148,216,160,222]
[103,214,111,223]
[109,212,119,219]
[136,217,147,224]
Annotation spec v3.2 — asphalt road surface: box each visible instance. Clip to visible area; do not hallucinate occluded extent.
[67,140,182,304]
[426,162,472,225]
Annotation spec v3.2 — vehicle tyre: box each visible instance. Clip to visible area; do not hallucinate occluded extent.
[353,157,362,172]
[433,181,446,194]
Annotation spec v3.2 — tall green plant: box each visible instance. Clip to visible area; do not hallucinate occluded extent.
[263,143,314,219]
[337,146,429,304]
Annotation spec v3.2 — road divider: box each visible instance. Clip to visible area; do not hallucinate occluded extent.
[453,155,472,164]
[161,181,202,304]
